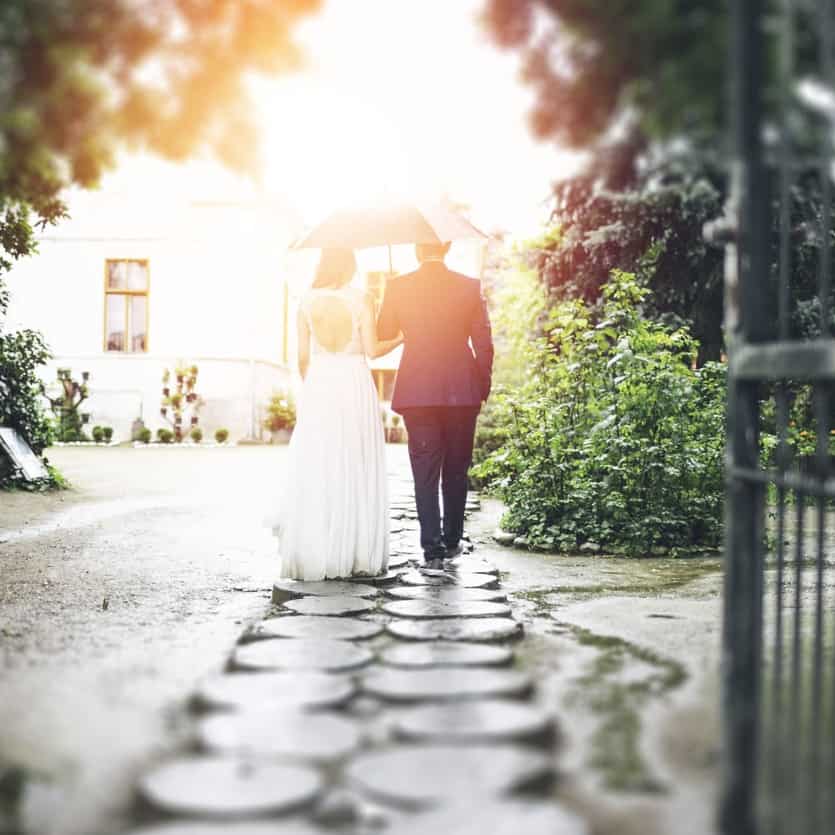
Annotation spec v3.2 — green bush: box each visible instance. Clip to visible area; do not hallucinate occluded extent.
[474,269,726,556]
[190,427,203,443]
[138,428,152,444]
[0,329,53,456]
[102,426,113,443]
[215,428,229,444]
[92,425,105,443]
[157,428,174,444]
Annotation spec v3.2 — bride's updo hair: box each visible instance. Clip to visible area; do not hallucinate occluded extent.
[313,248,356,289]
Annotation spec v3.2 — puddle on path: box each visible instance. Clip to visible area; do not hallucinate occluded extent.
[505,557,720,797]
[559,624,687,794]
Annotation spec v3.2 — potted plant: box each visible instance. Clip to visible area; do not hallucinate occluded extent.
[389,413,406,443]
[160,363,202,442]
[92,425,105,443]
[263,392,297,444]
[102,426,114,443]
[215,428,230,444]
[190,427,203,444]
[138,428,152,444]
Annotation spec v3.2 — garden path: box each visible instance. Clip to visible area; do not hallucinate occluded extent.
[0,446,722,835]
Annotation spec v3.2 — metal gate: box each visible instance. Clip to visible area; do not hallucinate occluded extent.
[722,1,835,833]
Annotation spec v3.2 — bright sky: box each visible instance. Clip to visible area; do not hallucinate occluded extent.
[253,0,582,235]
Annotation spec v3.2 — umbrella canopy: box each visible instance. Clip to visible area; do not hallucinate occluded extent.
[293,203,485,250]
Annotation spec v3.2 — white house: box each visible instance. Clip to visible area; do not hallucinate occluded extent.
[3,156,307,442]
[3,155,489,443]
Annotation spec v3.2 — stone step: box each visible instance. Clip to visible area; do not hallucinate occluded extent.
[384,585,507,603]
[394,802,587,835]
[362,667,533,702]
[138,756,322,818]
[126,822,328,835]
[272,579,378,604]
[387,617,523,643]
[345,745,554,809]
[283,595,376,617]
[234,638,374,673]
[379,641,513,669]
[192,671,355,712]
[346,569,406,587]
[251,615,383,641]
[197,710,362,764]
[383,599,512,620]
[393,700,555,745]
[446,557,499,576]
[398,570,499,589]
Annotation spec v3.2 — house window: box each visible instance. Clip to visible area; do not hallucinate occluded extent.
[104,259,149,352]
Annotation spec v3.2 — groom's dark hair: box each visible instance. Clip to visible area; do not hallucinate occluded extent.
[416,241,451,263]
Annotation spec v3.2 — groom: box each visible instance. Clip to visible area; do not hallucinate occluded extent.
[377,241,494,569]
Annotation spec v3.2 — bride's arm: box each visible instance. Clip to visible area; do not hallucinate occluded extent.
[361,293,402,358]
[297,308,311,379]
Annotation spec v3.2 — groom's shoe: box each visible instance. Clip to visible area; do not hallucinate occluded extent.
[419,557,449,577]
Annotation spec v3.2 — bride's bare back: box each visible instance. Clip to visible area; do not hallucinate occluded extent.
[308,295,355,353]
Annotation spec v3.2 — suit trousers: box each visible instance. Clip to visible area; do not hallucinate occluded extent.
[400,406,480,558]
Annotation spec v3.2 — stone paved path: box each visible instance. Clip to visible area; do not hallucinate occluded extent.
[125,471,588,834]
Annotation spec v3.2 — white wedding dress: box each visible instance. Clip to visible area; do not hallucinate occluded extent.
[270,285,389,580]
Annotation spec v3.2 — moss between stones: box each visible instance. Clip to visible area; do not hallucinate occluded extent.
[563,624,687,793]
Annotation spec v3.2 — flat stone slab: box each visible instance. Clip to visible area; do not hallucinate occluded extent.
[198,711,361,764]
[126,823,326,835]
[193,672,354,711]
[254,615,382,641]
[388,618,523,643]
[362,667,532,702]
[399,570,498,589]
[385,586,507,603]
[272,580,378,604]
[393,700,553,744]
[447,557,499,576]
[383,599,512,619]
[282,596,376,617]
[234,639,373,672]
[139,756,321,817]
[345,745,553,809]
[387,553,411,568]
[379,642,513,668]
[347,569,405,587]
[394,802,587,835]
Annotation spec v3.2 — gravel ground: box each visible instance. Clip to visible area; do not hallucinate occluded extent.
[0,446,298,835]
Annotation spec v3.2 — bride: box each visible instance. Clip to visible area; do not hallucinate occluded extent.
[270,248,402,580]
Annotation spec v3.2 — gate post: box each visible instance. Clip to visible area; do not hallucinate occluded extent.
[719,1,768,833]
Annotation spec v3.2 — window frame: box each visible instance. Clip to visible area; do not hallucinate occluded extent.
[103,258,150,353]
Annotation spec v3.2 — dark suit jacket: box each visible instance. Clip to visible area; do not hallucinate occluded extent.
[377,261,494,413]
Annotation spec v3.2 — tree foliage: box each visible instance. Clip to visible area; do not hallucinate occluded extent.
[483,0,822,151]
[531,154,726,361]
[0,0,320,272]
[483,0,726,149]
